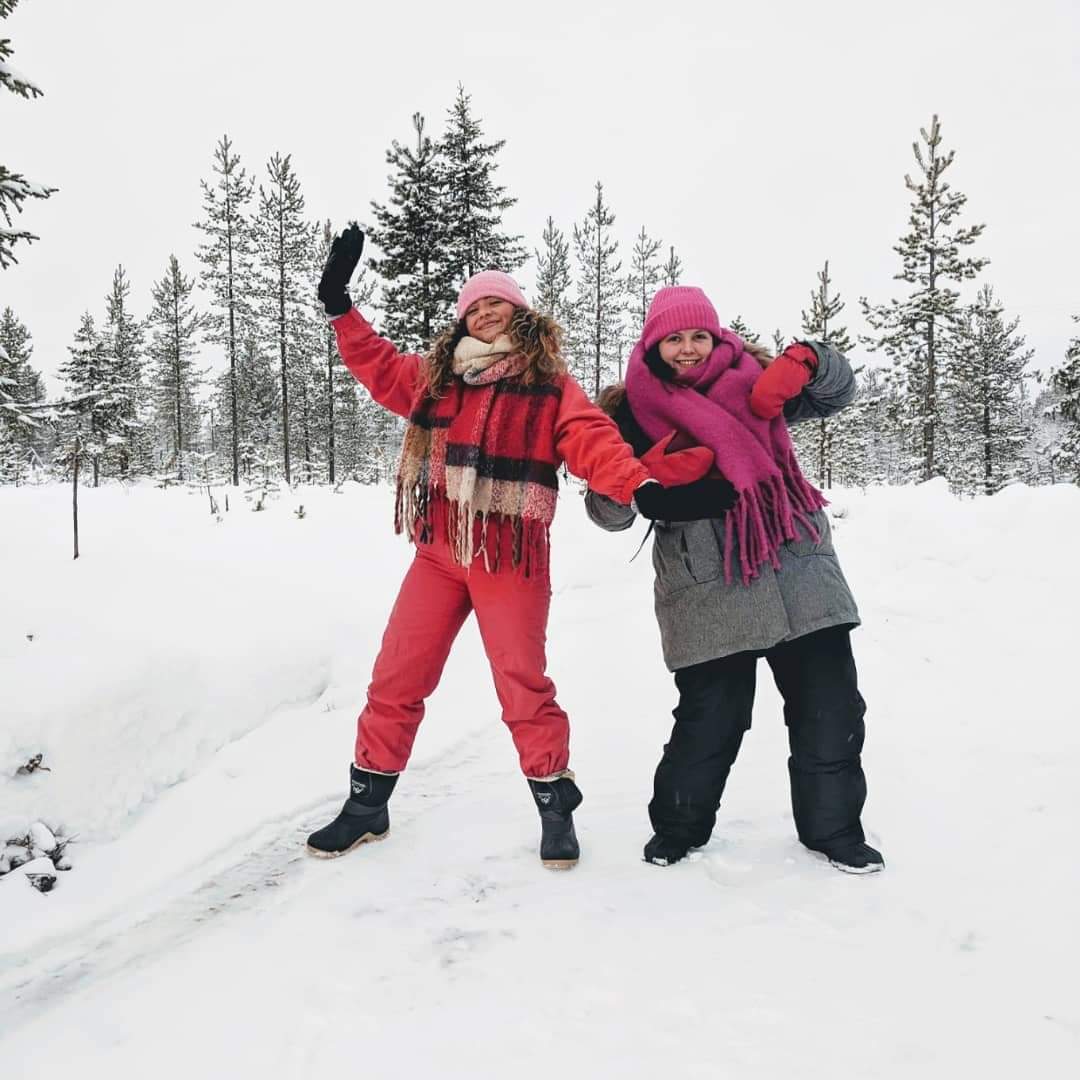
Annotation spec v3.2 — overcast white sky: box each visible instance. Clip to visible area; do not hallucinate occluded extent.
[4,0,1079,391]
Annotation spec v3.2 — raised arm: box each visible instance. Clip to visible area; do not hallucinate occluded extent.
[750,340,857,425]
[331,309,422,420]
[783,340,857,424]
[319,224,422,419]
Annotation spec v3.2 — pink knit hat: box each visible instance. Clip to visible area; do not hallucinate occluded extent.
[641,286,722,350]
[456,270,529,320]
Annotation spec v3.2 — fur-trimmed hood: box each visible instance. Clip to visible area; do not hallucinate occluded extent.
[596,382,627,420]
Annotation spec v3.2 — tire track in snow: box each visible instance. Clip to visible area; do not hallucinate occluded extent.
[0,724,502,1029]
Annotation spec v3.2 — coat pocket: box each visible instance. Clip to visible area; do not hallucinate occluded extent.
[653,521,722,594]
[783,510,836,558]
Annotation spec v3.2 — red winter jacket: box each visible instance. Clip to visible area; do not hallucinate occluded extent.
[332,308,650,506]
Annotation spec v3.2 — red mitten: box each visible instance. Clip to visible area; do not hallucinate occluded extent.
[641,431,714,486]
[749,343,818,420]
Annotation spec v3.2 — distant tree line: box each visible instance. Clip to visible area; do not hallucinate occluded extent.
[1,67,1077,495]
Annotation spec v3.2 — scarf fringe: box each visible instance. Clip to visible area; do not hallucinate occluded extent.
[396,478,550,577]
[725,466,827,586]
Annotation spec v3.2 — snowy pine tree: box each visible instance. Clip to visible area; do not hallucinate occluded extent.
[862,115,988,482]
[211,326,280,483]
[624,226,663,330]
[195,135,255,487]
[102,266,147,478]
[0,0,56,269]
[729,315,760,343]
[440,84,526,283]
[569,182,624,395]
[0,306,45,481]
[533,216,572,329]
[58,313,120,486]
[369,113,456,352]
[945,284,1034,494]
[794,260,855,487]
[1049,315,1080,484]
[252,152,312,484]
[147,255,206,479]
[661,245,683,287]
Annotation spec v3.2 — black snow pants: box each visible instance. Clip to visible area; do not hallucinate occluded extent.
[648,624,867,854]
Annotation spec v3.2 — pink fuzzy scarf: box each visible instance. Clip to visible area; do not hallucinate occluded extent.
[625,330,826,585]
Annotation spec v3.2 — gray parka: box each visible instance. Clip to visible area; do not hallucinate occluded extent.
[585,341,861,672]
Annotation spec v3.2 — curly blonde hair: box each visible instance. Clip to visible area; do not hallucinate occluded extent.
[421,307,569,399]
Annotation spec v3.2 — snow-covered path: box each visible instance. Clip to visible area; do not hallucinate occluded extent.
[1,482,1078,1078]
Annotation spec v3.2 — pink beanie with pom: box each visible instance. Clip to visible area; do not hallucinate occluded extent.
[641,286,723,350]
[456,270,529,320]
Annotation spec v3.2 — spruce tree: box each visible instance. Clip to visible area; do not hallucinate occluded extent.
[0,0,56,269]
[1050,315,1080,484]
[862,114,988,482]
[569,182,624,396]
[1029,379,1066,485]
[797,260,855,487]
[369,113,456,351]
[0,306,44,480]
[195,135,255,487]
[440,84,526,282]
[59,313,118,486]
[218,326,280,481]
[728,315,760,343]
[945,285,1033,494]
[252,152,311,484]
[625,226,663,329]
[147,255,206,479]
[102,266,146,478]
[533,216,572,328]
[661,245,683,287]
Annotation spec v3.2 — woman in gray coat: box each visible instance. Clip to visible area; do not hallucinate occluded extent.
[586,285,883,873]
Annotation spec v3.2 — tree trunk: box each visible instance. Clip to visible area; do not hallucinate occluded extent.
[72,435,81,560]
[227,194,240,487]
[818,419,828,487]
[173,290,184,480]
[278,211,290,485]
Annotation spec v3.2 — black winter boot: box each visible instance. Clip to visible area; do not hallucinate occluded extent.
[813,841,884,875]
[527,775,583,870]
[306,765,398,858]
[643,833,693,867]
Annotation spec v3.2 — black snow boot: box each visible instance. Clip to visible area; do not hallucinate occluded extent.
[527,775,583,870]
[814,841,884,875]
[643,833,693,867]
[306,765,398,858]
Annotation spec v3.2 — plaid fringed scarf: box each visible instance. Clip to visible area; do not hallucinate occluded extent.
[394,335,563,573]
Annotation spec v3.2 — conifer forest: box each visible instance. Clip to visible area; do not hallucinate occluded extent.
[3,42,1077,499]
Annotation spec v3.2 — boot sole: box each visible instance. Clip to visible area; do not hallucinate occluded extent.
[828,858,884,875]
[305,829,389,859]
[542,857,578,870]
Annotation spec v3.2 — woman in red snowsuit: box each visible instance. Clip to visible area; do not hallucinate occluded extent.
[306,226,730,868]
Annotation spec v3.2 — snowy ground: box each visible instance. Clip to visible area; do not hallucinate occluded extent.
[1,479,1078,1079]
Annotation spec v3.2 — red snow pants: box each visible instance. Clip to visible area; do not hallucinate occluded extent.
[354,540,571,779]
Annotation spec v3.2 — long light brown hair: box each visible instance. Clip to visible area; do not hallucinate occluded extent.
[421,307,569,400]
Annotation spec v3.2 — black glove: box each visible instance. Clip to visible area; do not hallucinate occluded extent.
[318,223,365,317]
[633,478,738,521]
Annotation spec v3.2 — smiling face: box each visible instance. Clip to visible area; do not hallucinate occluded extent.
[658,328,715,372]
[464,297,515,343]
